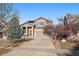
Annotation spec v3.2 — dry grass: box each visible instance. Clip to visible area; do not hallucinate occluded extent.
[0,40,14,48]
[0,40,13,55]
[0,38,31,55]
[52,39,79,49]
[52,39,79,56]
[0,48,11,55]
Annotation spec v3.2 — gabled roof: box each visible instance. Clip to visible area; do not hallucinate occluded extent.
[20,17,51,27]
[28,20,35,23]
[35,17,50,22]
[20,22,34,27]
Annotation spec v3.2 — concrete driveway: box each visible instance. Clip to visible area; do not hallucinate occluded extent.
[3,38,57,56]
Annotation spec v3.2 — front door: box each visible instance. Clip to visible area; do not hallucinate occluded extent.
[27,27,33,38]
[0,32,3,38]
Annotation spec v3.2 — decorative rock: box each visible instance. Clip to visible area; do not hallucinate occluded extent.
[61,39,66,42]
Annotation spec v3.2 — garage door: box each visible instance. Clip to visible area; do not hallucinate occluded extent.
[35,30,50,40]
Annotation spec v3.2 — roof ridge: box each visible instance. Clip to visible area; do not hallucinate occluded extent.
[34,17,50,22]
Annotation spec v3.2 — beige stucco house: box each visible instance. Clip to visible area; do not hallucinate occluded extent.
[20,17,52,39]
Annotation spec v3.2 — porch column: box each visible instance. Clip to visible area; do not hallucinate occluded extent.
[32,26,34,38]
[26,27,27,38]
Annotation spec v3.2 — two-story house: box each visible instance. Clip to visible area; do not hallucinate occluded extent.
[20,17,52,39]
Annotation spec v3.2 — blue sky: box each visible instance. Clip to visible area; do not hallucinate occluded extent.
[13,3,79,25]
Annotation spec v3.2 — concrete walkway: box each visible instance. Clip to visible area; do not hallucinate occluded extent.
[3,38,57,56]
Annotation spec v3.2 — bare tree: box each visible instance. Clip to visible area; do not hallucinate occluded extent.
[0,3,22,40]
[0,3,19,22]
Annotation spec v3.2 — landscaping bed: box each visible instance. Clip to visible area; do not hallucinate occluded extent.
[52,39,79,49]
[52,39,79,56]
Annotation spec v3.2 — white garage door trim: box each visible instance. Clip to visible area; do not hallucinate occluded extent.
[34,29,43,31]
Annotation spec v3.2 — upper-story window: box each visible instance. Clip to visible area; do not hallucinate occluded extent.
[35,22,47,27]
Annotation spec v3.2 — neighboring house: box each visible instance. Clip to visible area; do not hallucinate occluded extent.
[59,14,79,25]
[66,14,79,24]
[20,17,52,39]
[0,20,7,39]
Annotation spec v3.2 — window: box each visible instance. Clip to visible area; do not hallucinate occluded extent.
[35,22,46,27]
[40,22,44,25]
